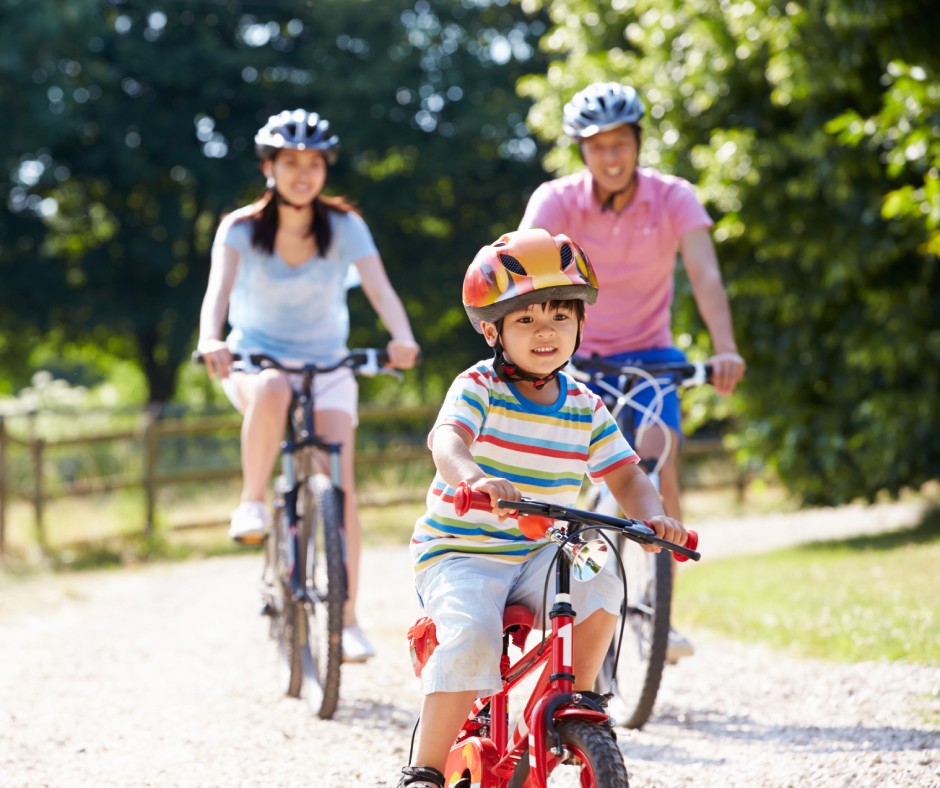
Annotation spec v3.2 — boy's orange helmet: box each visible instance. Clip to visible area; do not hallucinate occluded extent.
[462,229,598,333]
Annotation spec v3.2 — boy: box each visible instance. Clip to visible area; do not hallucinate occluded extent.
[399,228,687,788]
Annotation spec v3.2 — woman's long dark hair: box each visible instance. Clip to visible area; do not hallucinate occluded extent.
[246,190,358,257]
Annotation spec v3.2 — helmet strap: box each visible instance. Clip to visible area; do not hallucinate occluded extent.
[493,349,560,390]
[271,188,309,212]
[600,172,637,213]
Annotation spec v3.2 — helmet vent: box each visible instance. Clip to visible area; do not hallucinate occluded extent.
[498,253,527,276]
[559,243,573,270]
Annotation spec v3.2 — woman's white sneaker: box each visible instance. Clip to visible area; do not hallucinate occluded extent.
[342,624,376,662]
[229,501,269,543]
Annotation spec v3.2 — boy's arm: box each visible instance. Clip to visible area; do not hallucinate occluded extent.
[603,462,687,550]
[430,424,520,516]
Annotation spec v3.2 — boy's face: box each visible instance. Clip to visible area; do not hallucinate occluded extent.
[482,302,582,377]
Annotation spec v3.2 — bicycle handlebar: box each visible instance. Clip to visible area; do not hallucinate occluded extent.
[192,348,400,377]
[569,356,713,388]
[452,482,700,562]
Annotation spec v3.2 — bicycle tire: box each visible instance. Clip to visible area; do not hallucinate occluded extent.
[602,543,672,729]
[268,499,308,699]
[303,472,346,719]
[508,720,629,787]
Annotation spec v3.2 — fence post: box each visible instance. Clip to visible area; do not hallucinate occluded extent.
[0,415,7,555]
[142,407,160,536]
[32,435,46,551]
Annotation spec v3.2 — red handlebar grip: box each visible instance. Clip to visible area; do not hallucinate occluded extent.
[453,481,493,517]
[673,529,698,563]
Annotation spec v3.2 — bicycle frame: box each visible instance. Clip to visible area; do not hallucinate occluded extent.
[457,553,607,786]
[276,369,345,605]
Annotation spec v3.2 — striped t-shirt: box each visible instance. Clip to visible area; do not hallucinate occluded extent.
[410,360,638,572]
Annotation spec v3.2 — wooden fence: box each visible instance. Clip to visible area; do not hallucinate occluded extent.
[0,406,737,555]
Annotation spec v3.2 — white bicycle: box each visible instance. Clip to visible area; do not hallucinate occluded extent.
[568,356,710,729]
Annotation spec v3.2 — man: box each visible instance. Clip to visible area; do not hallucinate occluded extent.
[519,81,745,660]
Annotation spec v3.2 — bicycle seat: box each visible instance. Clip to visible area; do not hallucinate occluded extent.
[503,604,534,650]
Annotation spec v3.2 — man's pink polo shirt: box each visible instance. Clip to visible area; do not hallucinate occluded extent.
[519,168,712,356]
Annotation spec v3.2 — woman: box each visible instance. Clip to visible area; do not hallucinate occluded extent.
[198,109,420,662]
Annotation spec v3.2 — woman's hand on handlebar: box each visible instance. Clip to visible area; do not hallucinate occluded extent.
[197,339,232,380]
[386,339,421,369]
[466,476,520,520]
[641,514,687,554]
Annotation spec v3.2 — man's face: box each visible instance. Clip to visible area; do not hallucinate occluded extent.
[580,125,639,196]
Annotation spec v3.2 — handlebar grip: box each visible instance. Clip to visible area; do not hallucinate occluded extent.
[673,529,698,563]
[453,481,494,517]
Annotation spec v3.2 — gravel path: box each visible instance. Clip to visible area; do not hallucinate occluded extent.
[1,500,937,787]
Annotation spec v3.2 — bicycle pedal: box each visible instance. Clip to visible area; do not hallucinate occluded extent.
[234,534,266,546]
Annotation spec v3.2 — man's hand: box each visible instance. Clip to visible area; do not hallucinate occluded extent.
[708,351,745,396]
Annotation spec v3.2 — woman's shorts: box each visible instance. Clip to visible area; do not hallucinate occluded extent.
[221,365,359,425]
[414,547,624,695]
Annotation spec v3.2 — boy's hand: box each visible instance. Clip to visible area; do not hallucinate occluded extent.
[641,515,687,553]
[469,477,520,520]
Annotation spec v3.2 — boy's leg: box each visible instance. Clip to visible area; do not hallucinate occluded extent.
[572,609,618,690]
[410,690,479,774]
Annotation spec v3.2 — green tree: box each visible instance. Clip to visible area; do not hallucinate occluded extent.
[1,0,550,402]
[519,0,939,504]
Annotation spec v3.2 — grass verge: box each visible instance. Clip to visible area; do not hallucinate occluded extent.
[675,506,940,666]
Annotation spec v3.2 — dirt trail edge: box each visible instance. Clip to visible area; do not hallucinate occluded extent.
[1,500,937,787]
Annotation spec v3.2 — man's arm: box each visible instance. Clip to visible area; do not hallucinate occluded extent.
[679,227,745,396]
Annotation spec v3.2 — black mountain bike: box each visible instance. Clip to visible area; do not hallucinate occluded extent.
[197,348,401,719]
[569,356,711,730]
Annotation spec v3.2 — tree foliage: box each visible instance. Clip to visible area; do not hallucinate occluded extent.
[519,0,939,504]
[1,0,550,401]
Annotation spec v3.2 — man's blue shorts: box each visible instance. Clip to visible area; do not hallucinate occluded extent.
[584,347,687,441]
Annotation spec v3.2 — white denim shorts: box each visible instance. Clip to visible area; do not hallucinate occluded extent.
[414,546,624,695]
[221,365,359,424]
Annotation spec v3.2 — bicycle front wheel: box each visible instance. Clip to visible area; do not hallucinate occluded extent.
[508,720,629,787]
[302,473,346,719]
[267,499,310,700]
[602,542,672,729]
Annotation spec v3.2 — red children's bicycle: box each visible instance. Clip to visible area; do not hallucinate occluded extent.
[407,482,700,787]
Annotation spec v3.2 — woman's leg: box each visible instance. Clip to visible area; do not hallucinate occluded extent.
[232,369,292,502]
